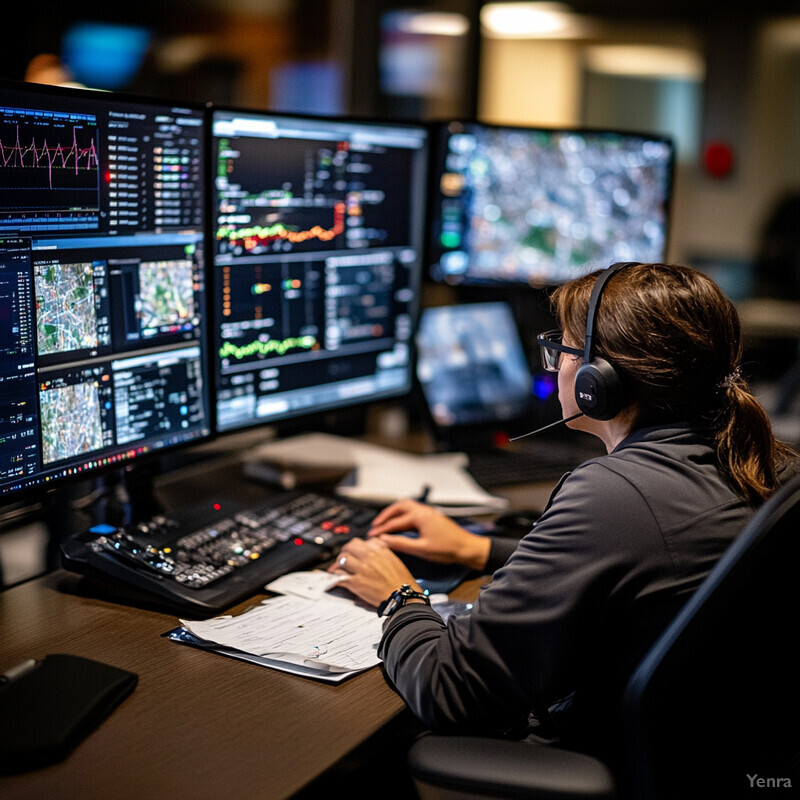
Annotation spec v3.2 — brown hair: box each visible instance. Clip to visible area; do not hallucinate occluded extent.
[551,262,796,504]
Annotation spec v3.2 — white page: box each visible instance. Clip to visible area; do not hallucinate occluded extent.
[180,593,383,674]
[171,571,472,681]
[165,627,359,682]
[265,569,346,600]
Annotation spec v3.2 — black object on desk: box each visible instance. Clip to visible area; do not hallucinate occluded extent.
[0,654,138,772]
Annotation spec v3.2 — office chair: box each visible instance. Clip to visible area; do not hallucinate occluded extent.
[408,472,800,800]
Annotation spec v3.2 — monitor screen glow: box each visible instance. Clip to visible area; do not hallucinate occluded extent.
[0,80,210,501]
[210,108,429,433]
[416,301,534,429]
[428,121,675,287]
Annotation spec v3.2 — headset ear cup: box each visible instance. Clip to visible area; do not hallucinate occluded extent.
[574,357,624,420]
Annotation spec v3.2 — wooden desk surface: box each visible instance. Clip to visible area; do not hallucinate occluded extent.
[0,434,558,799]
[0,570,415,800]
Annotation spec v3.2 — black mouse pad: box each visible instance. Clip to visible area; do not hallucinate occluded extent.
[0,653,138,772]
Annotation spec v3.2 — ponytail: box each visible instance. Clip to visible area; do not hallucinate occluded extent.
[715,377,796,504]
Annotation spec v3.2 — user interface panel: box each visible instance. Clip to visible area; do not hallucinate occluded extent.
[0,81,210,499]
[428,121,675,287]
[210,109,429,432]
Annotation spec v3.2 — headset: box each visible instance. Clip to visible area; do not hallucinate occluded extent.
[574,261,642,420]
[511,260,642,441]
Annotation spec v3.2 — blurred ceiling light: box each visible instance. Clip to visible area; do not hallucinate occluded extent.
[387,11,470,37]
[481,2,576,38]
[585,45,704,80]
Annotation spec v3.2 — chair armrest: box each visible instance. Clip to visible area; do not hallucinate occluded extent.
[407,734,616,800]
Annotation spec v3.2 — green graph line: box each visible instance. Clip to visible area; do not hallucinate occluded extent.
[217,222,294,241]
[219,335,317,360]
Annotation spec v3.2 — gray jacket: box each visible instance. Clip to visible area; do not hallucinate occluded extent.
[378,424,754,761]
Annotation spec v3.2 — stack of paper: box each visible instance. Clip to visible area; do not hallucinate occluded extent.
[244,432,509,515]
[165,571,472,683]
[166,572,383,683]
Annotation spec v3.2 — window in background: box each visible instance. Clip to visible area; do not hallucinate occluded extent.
[269,61,345,116]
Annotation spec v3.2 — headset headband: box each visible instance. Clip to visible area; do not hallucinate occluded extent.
[583,261,641,362]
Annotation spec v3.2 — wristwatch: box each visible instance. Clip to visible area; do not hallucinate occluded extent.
[377,584,431,617]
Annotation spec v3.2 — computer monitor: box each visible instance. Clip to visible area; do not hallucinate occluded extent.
[209,107,429,433]
[0,79,210,505]
[428,120,675,287]
[416,301,536,431]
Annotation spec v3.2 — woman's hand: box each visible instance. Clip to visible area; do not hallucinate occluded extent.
[367,499,491,571]
[328,536,420,609]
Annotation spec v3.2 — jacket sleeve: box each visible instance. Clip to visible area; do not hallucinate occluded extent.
[484,536,518,572]
[377,461,663,736]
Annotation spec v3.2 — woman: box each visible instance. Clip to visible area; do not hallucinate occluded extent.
[329,262,797,766]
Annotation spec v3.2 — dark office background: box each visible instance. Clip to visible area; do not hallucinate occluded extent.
[4,0,799,241]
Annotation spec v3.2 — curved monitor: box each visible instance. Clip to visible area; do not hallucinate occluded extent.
[0,80,211,502]
[428,121,675,287]
[210,107,429,433]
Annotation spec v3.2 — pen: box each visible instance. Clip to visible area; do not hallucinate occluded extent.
[0,658,39,687]
[417,484,431,503]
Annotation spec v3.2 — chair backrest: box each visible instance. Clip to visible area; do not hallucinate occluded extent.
[622,472,800,800]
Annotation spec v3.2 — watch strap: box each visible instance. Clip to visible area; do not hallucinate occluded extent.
[377,584,431,617]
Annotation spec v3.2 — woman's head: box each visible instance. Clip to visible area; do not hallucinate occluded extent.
[551,262,794,503]
[552,262,741,428]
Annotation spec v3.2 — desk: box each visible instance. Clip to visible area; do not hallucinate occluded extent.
[0,440,554,799]
[0,568,483,800]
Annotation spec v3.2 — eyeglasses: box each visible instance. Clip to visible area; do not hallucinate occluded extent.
[537,329,583,372]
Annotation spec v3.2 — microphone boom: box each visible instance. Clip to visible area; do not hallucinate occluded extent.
[509,412,584,442]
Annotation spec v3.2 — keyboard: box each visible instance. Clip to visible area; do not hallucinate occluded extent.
[60,490,472,617]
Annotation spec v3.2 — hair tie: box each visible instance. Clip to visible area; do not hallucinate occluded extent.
[719,366,742,391]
